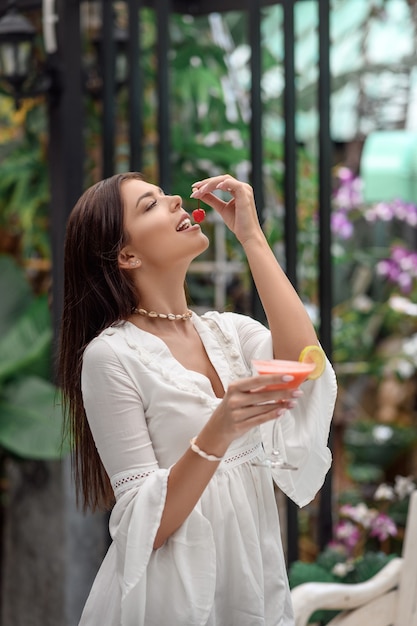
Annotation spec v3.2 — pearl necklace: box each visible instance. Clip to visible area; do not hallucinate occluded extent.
[133,307,193,321]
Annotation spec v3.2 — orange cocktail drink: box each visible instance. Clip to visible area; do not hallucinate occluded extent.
[252,359,316,390]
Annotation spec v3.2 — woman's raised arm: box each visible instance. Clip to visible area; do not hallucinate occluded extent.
[191,175,318,360]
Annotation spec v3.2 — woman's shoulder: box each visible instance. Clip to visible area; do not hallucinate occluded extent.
[83,320,166,368]
[83,321,133,361]
[199,309,251,325]
[199,310,266,334]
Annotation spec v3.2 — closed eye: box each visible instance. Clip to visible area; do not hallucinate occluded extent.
[145,199,158,211]
[135,187,165,211]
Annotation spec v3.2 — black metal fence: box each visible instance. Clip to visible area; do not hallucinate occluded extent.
[0,0,334,562]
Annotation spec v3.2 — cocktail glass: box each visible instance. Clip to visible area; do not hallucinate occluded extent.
[251,359,315,469]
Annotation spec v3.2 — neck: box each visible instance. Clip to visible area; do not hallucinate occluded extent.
[133,265,189,312]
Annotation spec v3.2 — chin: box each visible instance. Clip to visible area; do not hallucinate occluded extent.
[199,233,210,252]
[190,235,209,261]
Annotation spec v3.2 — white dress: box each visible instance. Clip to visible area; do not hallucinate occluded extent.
[79,311,337,626]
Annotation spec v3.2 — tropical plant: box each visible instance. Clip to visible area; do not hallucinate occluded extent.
[0,255,65,461]
[0,98,50,261]
[330,167,417,379]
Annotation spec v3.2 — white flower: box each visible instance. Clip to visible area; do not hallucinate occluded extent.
[202,132,221,147]
[389,296,417,317]
[373,425,393,443]
[403,334,417,359]
[343,503,377,528]
[394,475,416,500]
[395,359,415,379]
[332,561,354,577]
[352,295,373,313]
[374,483,395,501]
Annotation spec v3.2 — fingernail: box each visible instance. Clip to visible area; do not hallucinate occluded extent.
[292,390,303,398]
[282,375,294,382]
[287,401,296,409]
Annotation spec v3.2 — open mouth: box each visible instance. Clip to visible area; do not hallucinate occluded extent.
[176,217,192,231]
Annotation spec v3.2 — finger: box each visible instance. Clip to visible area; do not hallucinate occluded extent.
[254,391,298,407]
[233,402,287,425]
[230,388,299,418]
[192,175,237,192]
[192,176,250,200]
[190,189,232,213]
[249,373,299,392]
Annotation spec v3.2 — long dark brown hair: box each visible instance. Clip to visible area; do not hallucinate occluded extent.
[59,172,143,511]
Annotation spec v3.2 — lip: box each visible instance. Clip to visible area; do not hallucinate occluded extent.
[175,212,201,233]
[176,212,191,230]
[178,222,201,233]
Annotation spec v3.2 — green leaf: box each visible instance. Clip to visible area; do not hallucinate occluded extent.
[349,552,395,584]
[0,255,32,337]
[0,295,52,384]
[289,560,336,589]
[0,376,68,460]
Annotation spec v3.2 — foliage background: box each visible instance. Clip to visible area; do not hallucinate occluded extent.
[0,4,416,602]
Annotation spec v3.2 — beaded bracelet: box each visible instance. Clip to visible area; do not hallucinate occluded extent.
[190,436,224,462]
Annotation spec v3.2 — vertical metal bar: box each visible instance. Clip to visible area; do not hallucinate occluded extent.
[283,0,297,288]
[101,0,116,178]
[47,3,102,622]
[49,0,84,356]
[248,0,266,324]
[317,0,334,551]
[248,0,264,212]
[155,0,171,191]
[283,0,299,566]
[128,0,143,172]
[214,220,227,310]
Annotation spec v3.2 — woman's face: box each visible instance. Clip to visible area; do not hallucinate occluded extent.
[119,178,209,271]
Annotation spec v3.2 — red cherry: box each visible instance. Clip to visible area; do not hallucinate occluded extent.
[192,208,206,223]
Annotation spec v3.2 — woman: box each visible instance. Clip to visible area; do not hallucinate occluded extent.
[59,173,337,626]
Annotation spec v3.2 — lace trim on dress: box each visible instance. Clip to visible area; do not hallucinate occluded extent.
[111,468,157,499]
[219,441,262,470]
[110,442,263,499]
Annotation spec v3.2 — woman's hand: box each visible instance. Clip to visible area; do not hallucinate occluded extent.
[202,373,302,451]
[190,175,262,246]
[154,370,301,549]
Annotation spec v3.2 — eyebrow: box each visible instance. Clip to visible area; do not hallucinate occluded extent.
[135,188,164,208]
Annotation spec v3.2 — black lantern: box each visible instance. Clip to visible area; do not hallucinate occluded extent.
[0,1,36,99]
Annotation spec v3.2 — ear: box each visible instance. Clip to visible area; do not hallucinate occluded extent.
[118,247,141,270]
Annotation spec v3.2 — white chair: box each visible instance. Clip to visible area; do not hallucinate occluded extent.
[291,490,417,626]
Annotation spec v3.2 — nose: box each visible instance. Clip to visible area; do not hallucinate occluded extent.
[169,194,182,212]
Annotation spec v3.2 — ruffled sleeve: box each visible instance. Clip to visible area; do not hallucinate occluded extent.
[212,311,338,508]
[79,330,217,626]
[261,360,337,507]
[79,470,216,626]
[117,472,216,626]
